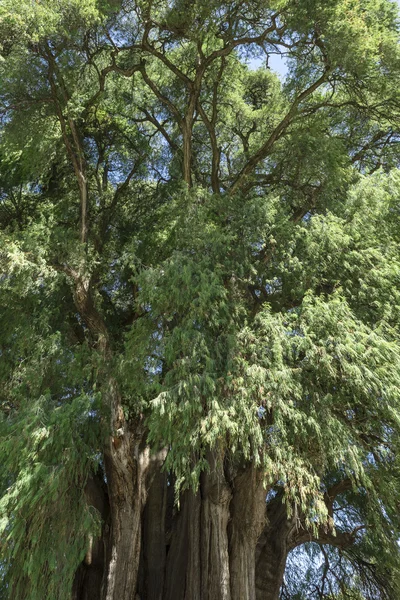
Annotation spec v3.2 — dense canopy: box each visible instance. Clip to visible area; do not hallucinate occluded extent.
[1,1,400,599]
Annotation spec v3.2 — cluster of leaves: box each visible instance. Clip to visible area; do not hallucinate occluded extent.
[1,0,400,597]
[0,268,103,599]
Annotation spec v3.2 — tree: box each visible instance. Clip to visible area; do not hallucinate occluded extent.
[1,1,400,599]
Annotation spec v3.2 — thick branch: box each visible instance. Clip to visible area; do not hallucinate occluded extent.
[140,69,183,126]
[197,58,225,192]
[140,108,180,152]
[44,45,89,244]
[230,68,332,194]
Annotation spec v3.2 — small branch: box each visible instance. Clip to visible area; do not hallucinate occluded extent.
[140,108,180,152]
[142,27,192,86]
[140,68,183,126]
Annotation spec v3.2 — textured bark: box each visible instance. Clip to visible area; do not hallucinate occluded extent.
[200,457,232,600]
[163,490,191,600]
[163,489,203,600]
[141,470,168,600]
[72,473,110,600]
[163,464,231,600]
[255,539,287,600]
[255,497,291,600]
[229,466,267,600]
[103,429,147,600]
[186,490,202,600]
[104,421,166,600]
[69,272,151,600]
[71,463,360,600]
[254,484,359,600]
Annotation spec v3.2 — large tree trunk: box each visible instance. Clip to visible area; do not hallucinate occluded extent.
[67,255,284,600]
[72,473,110,600]
[72,461,358,600]
[103,427,148,600]
[163,489,202,600]
[71,276,153,600]
[162,462,267,600]
[140,469,168,600]
[200,455,232,600]
[163,489,192,600]
[103,407,167,600]
[163,454,232,600]
[228,466,267,600]
[255,496,292,600]
[254,482,359,600]
[255,532,289,600]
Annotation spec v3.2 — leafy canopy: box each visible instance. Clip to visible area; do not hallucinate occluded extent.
[1,0,400,597]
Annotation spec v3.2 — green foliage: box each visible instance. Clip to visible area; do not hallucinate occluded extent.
[0,0,103,48]
[1,0,400,596]
[0,231,104,598]
[0,394,102,600]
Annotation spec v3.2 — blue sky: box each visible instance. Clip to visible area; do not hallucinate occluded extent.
[268,53,287,78]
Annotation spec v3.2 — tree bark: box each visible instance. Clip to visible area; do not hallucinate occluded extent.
[68,272,152,600]
[71,458,360,600]
[141,470,168,600]
[163,456,232,600]
[163,490,192,600]
[200,456,232,600]
[255,497,291,600]
[103,414,167,600]
[72,473,110,600]
[103,424,148,600]
[254,482,359,600]
[229,466,267,600]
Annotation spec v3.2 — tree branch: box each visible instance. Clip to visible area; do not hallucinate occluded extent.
[44,45,89,244]
[230,67,332,194]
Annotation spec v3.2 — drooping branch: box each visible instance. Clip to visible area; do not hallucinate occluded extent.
[289,478,360,550]
[140,68,183,125]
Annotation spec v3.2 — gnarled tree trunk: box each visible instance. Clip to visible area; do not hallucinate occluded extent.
[200,454,232,600]
[163,489,196,600]
[140,469,168,600]
[103,411,167,600]
[72,446,357,600]
[71,275,156,600]
[103,424,147,600]
[255,496,292,600]
[72,473,110,600]
[163,453,232,600]
[228,465,267,600]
